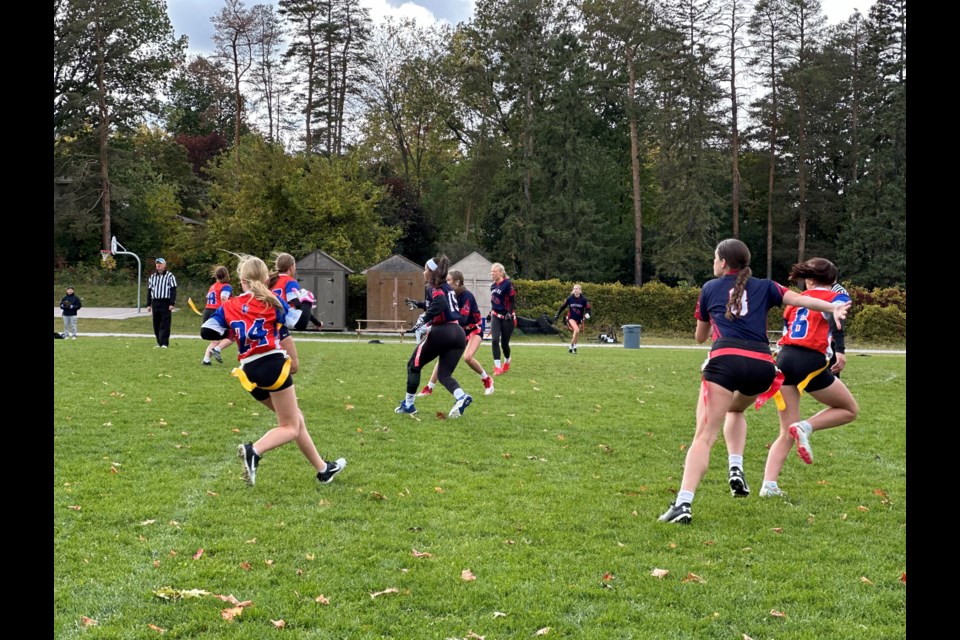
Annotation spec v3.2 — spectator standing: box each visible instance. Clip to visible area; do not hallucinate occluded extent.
[59,286,82,339]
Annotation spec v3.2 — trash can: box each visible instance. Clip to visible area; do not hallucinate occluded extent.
[622,324,642,349]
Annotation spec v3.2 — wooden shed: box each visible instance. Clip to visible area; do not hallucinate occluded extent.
[362,254,425,327]
[450,251,494,319]
[295,250,354,330]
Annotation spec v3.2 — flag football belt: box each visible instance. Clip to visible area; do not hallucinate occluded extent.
[795,362,829,396]
[231,357,292,393]
[702,347,786,411]
[491,311,512,319]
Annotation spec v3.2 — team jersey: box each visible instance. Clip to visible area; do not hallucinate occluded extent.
[558,294,591,322]
[271,274,302,306]
[456,288,482,331]
[205,282,233,309]
[490,278,516,314]
[424,282,460,325]
[202,292,301,362]
[695,272,788,344]
[778,288,850,354]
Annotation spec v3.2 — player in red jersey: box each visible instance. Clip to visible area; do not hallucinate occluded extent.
[759,258,859,497]
[201,255,345,487]
[202,266,234,366]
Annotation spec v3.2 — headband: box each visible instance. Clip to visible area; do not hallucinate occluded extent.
[426,258,438,271]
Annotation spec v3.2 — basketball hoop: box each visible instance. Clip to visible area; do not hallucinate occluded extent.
[101,249,117,271]
[101,250,113,262]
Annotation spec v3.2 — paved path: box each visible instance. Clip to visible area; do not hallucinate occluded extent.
[56,308,906,354]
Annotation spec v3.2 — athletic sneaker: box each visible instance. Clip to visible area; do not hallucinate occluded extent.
[482,376,494,396]
[789,423,814,464]
[71,335,77,340]
[493,367,504,376]
[568,346,573,353]
[448,394,473,419]
[395,401,417,415]
[238,443,261,486]
[759,484,784,498]
[502,362,511,372]
[317,458,347,484]
[572,346,577,354]
[417,385,434,397]
[201,360,212,366]
[729,467,750,497]
[658,502,692,524]
[211,347,223,364]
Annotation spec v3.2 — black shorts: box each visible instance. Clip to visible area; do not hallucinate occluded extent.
[702,339,777,396]
[777,345,835,393]
[242,353,294,400]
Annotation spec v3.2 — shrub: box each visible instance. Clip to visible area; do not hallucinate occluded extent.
[846,304,906,342]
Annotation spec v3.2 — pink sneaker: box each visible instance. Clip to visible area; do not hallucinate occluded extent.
[416,385,433,397]
[789,423,813,464]
[493,367,504,376]
[502,361,511,373]
[482,376,495,395]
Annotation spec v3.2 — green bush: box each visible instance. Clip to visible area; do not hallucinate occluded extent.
[846,304,907,342]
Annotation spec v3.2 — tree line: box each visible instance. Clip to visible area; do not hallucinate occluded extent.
[53,0,906,288]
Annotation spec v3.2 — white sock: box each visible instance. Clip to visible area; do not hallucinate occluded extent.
[480,372,489,380]
[676,490,695,505]
[405,393,416,404]
[494,359,501,367]
[762,480,779,489]
[427,381,436,389]
[797,420,813,434]
[728,455,744,470]
[454,389,465,400]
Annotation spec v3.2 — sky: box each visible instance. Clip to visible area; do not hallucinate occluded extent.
[168,0,875,57]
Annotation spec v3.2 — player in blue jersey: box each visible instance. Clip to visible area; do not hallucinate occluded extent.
[201,255,345,487]
[202,265,234,366]
[418,270,495,397]
[554,284,591,354]
[489,262,517,375]
[396,257,474,419]
[658,239,850,524]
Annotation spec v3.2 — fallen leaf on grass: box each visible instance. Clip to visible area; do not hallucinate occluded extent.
[602,573,615,582]
[743,635,755,640]
[214,594,253,607]
[370,587,399,599]
[841,513,848,521]
[240,562,252,571]
[873,488,887,497]
[412,549,433,558]
[153,560,160,568]
[436,411,447,420]
[265,559,274,566]
[597,444,612,453]
[110,466,119,474]
[901,572,906,583]
[147,623,165,633]
[702,540,715,546]
[860,576,874,585]
[192,548,204,560]
[461,569,477,581]
[771,528,783,534]
[370,492,387,500]
[345,404,355,410]
[68,505,81,511]
[271,619,286,628]
[141,519,156,526]
[207,491,218,497]
[669,543,677,549]
[535,627,551,636]
[221,607,244,621]
[679,444,686,451]
[466,633,485,639]
[435,487,445,493]
[651,568,669,578]
[858,506,869,512]
[81,616,97,626]
[682,573,705,584]
[770,609,786,618]
[316,595,329,605]
[153,587,211,600]
[231,428,240,433]
[493,611,507,618]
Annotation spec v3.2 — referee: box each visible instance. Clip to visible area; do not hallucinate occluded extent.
[147,258,178,348]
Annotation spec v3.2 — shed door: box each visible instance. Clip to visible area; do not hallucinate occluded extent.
[312,271,339,328]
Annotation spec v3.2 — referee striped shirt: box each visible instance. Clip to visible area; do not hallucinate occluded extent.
[148,271,178,303]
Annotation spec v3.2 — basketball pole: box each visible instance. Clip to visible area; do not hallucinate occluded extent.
[111,236,143,314]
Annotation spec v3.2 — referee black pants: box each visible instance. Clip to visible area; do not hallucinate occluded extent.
[151,300,173,347]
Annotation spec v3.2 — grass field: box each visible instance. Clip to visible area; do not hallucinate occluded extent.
[54,336,906,639]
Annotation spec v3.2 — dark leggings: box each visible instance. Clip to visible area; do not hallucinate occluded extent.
[406,323,466,395]
[294,301,313,331]
[491,315,514,361]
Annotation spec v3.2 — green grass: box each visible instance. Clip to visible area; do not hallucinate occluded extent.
[54,337,905,639]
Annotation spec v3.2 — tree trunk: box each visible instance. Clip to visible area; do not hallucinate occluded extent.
[626,46,643,285]
[96,17,111,252]
[729,11,740,238]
